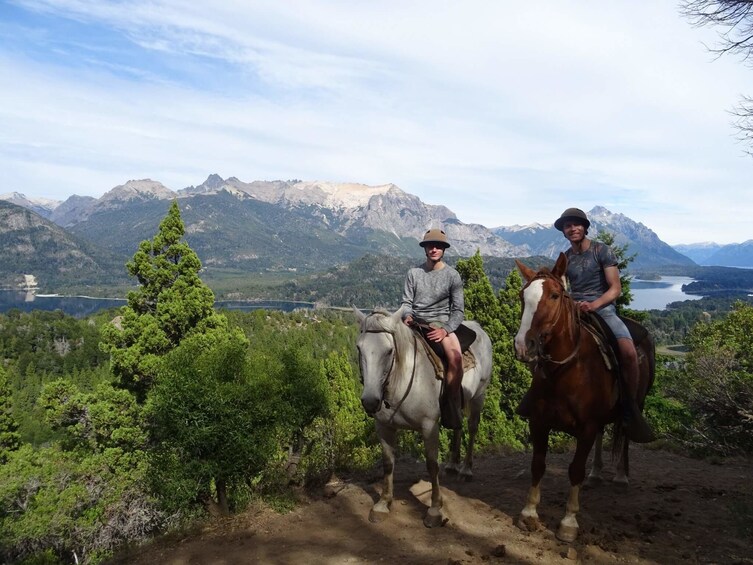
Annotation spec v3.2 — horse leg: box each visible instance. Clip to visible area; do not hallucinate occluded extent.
[370,423,397,523]
[444,428,463,476]
[422,421,445,528]
[557,428,598,542]
[458,395,483,482]
[517,425,549,532]
[587,431,605,485]
[613,434,630,486]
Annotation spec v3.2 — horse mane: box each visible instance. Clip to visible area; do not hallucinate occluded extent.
[362,309,413,369]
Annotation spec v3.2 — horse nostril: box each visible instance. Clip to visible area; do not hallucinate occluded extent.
[361,396,379,415]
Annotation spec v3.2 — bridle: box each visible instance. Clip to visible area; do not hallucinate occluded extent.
[361,325,419,421]
[526,273,583,368]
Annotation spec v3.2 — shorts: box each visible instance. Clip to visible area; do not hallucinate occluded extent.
[595,304,632,340]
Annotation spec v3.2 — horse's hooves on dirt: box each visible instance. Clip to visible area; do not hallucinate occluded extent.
[585,475,603,488]
[516,515,541,532]
[424,507,445,528]
[556,524,579,543]
[612,477,630,489]
[369,504,390,523]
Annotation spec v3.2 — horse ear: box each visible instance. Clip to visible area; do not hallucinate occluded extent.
[515,259,536,283]
[392,306,405,323]
[552,253,568,279]
[352,305,366,323]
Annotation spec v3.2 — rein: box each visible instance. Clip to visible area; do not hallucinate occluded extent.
[530,274,583,368]
[363,327,419,421]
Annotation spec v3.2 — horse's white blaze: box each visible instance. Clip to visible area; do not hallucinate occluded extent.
[515,279,544,358]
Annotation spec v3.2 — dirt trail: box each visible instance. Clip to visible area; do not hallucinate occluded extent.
[111,446,752,565]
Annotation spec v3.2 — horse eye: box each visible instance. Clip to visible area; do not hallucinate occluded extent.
[551,292,560,300]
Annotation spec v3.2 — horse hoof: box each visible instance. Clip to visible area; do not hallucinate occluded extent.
[516,515,541,532]
[585,475,603,488]
[556,523,579,543]
[369,502,390,523]
[612,477,629,489]
[423,507,445,528]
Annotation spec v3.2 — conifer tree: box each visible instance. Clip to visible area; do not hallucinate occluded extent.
[0,366,21,463]
[456,252,528,448]
[101,200,226,401]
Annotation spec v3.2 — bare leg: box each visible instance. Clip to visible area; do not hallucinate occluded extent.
[441,333,463,430]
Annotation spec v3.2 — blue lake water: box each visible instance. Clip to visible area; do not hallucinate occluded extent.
[629,276,703,311]
[0,291,314,318]
[0,276,702,317]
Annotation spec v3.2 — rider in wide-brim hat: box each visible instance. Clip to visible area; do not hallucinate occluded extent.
[419,228,450,248]
[554,207,590,232]
[401,227,464,430]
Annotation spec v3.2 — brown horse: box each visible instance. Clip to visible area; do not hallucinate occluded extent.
[513,253,655,542]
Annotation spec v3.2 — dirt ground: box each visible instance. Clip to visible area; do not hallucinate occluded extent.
[110,446,753,565]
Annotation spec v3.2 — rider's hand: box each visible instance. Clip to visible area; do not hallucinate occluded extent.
[427,327,448,342]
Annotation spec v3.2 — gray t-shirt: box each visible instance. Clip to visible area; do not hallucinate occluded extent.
[565,241,618,303]
[400,264,464,333]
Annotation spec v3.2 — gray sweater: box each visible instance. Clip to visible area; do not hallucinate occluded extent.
[400,264,464,333]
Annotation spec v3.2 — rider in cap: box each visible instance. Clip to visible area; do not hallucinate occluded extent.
[550,207,653,443]
[401,228,465,429]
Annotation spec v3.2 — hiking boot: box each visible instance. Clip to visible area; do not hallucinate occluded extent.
[624,403,655,443]
[516,389,533,420]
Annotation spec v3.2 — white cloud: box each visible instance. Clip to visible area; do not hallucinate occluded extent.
[1,0,751,244]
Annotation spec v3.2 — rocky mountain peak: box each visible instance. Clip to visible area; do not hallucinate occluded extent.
[289,181,398,210]
[97,179,176,209]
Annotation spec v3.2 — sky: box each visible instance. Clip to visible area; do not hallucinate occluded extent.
[1,1,751,245]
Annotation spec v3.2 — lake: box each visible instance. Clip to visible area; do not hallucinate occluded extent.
[0,277,702,317]
[629,276,703,311]
[0,291,314,318]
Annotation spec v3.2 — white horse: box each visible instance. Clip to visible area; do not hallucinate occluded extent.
[354,306,493,527]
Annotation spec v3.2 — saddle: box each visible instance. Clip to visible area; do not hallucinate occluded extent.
[410,320,477,381]
[580,311,650,392]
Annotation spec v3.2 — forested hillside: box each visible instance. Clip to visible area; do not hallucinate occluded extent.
[1,204,751,564]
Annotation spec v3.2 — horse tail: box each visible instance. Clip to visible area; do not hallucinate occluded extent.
[645,333,656,396]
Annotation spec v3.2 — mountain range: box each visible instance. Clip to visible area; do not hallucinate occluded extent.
[0,175,748,291]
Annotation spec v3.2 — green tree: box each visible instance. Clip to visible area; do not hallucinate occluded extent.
[674,301,753,454]
[101,200,226,401]
[145,328,272,515]
[1,381,157,564]
[0,365,21,463]
[297,352,379,484]
[456,252,528,448]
